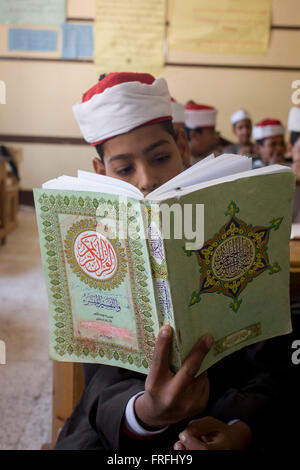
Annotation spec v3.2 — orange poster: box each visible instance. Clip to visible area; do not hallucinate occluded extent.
[168,0,271,55]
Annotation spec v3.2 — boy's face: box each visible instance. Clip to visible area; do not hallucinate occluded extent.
[256,135,286,165]
[233,119,252,145]
[93,123,190,197]
[189,128,216,159]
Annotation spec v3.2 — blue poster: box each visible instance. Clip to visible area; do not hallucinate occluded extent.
[61,24,94,59]
[8,28,58,52]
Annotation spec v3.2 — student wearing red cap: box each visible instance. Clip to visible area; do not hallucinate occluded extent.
[54,73,291,451]
[252,118,286,168]
[184,102,219,164]
[224,109,255,156]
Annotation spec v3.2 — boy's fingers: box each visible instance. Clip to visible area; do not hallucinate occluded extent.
[179,431,208,450]
[186,417,220,438]
[173,334,213,388]
[173,441,186,451]
[148,325,173,385]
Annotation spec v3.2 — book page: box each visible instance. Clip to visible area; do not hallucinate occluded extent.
[147,154,251,198]
[77,170,143,197]
[42,175,144,199]
[149,164,292,201]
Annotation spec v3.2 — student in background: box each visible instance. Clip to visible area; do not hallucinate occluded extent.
[287,106,300,223]
[184,102,219,164]
[224,110,254,156]
[54,73,290,451]
[170,97,185,134]
[214,132,234,155]
[252,118,286,169]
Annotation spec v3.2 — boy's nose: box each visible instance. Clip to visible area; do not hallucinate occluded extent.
[136,166,160,196]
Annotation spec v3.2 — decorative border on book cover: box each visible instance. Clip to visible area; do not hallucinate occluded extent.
[213,323,261,355]
[37,192,157,371]
[186,201,283,312]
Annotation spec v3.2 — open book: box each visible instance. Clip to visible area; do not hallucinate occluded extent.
[34,154,295,374]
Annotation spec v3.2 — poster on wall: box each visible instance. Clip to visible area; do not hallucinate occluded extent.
[8,28,58,52]
[168,0,271,55]
[0,0,66,26]
[61,23,94,59]
[94,0,166,76]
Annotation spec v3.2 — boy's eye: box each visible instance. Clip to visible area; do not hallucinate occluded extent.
[115,165,134,175]
[151,154,171,164]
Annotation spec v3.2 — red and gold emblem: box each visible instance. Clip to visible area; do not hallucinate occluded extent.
[74,230,118,281]
[64,218,127,290]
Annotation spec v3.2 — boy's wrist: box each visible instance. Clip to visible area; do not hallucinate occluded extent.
[124,391,169,437]
[134,391,170,429]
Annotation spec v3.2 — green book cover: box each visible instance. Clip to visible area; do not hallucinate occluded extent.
[153,171,295,373]
[34,170,295,375]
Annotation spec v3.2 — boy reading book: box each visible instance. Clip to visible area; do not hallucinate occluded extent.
[53,73,290,451]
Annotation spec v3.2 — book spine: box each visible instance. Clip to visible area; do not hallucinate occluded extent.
[142,203,182,371]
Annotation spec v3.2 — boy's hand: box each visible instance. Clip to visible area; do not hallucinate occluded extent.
[173,416,253,450]
[134,326,213,429]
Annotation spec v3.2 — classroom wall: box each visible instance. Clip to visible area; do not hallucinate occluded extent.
[0,0,300,189]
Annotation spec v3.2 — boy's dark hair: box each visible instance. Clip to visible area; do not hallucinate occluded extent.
[256,135,285,147]
[95,120,177,162]
[184,126,203,142]
[290,131,300,146]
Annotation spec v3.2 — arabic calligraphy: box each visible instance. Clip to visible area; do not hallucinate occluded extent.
[148,222,165,263]
[212,235,255,281]
[74,230,117,280]
[79,320,134,343]
[156,279,172,320]
[83,293,121,313]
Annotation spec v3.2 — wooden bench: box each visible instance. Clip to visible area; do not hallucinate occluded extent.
[0,158,7,245]
[0,147,22,241]
[51,362,84,445]
[2,147,22,234]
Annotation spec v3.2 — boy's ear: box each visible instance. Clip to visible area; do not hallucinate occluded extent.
[176,127,191,168]
[92,156,106,175]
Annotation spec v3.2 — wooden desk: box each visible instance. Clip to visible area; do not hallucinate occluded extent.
[50,241,300,447]
[290,240,300,272]
[51,362,84,445]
